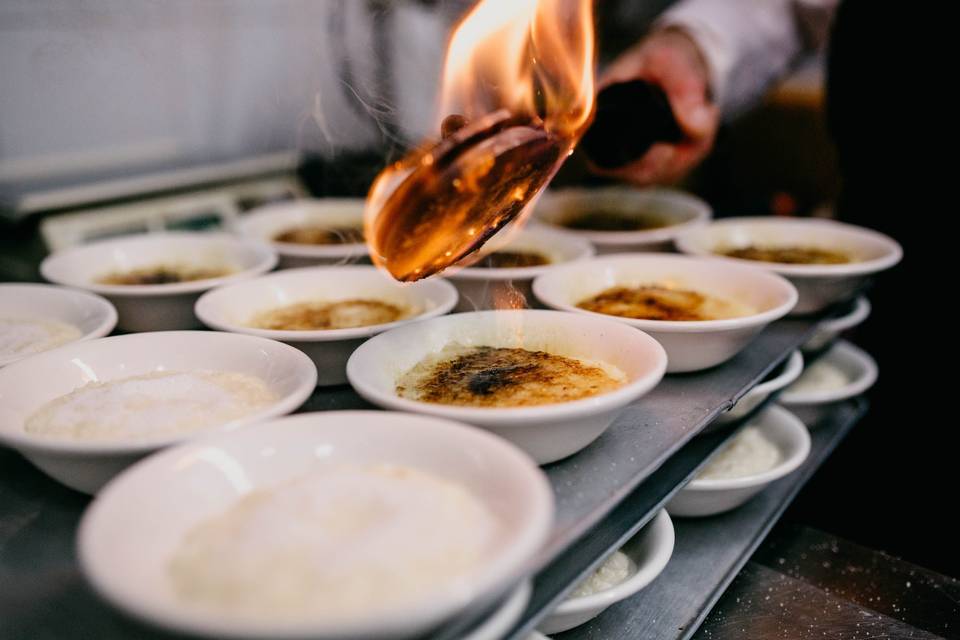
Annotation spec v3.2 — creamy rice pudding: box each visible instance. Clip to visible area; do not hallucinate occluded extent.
[697,427,781,481]
[719,245,852,265]
[396,343,625,408]
[561,210,669,232]
[577,285,753,321]
[25,370,275,441]
[0,316,81,360]
[472,250,550,269]
[97,264,234,285]
[250,299,412,331]
[273,225,364,245]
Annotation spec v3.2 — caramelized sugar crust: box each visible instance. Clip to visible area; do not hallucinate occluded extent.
[577,285,750,321]
[471,250,550,269]
[720,245,850,265]
[251,299,408,331]
[397,345,623,407]
[98,265,232,285]
[273,225,364,245]
[562,210,668,232]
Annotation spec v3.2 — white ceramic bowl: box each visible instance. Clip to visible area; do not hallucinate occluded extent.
[0,331,316,493]
[535,186,711,253]
[461,581,532,640]
[802,296,870,353]
[0,283,117,367]
[346,310,667,464]
[236,198,368,268]
[780,340,877,426]
[532,254,797,373]
[446,225,594,311]
[78,411,554,640]
[675,217,901,314]
[712,351,804,426]
[40,232,277,332]
[538,510,674,634]
[667,405,811,517]
[195,265,458,386]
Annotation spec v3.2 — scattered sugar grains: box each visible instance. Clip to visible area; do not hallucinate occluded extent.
[169,464,496,622]
[787,359,850,395]
[570,551,635,598]
[0,316,81,359]
[25,370,276,441]
[697,426,781,480]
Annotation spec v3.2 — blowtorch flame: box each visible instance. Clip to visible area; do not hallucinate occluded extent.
[365,0,596,281]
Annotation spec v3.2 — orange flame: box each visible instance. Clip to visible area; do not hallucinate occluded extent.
[365,0,596,281]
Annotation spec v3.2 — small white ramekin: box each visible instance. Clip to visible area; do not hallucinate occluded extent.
[236,198,367,268]
[346,310,667,464]
[195,265,458,386]
[40,232,277,332]
[534,186,711,253]
[779,340,877,426]
[445,224,594,311]
[675,217,901,314]
[538,510,674,634]
[532,253,797,373]
[0,283,117,367]
[711,351,804,427]
[667,405,811,517]
[802,296,871,353]
[0,331,316,493]
[78,411,553,640]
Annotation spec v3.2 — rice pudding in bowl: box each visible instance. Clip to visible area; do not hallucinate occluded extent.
[533,254,797,372]
[237,198,368,268]
[0,331,316,493]
[667,405,811,517]
[78,411,553,639]
[40,232,277,332]
[535,186,711,253]
[675,217,902,314]
[0,284,116,367]
[347,310,667,463]
[445,225,593,311]
[779,340,877,426]
[195,265,458,386]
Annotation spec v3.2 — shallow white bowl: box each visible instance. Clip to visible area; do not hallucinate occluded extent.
[195,265,458,386]
[40,232,277,332]
[78,411,554,640]
[667,405,811,517]
[535,186,711,253]
[538,510,674,634]
[445,225,594,312]
[346,310,667,464]
[802,296,870,353]
[675,217,901,314]
[0,283,117,367]
[532,254,797,373]
[712,351,804,426]
[780,340,877,426]
[0,331,316,493]
[236,198,367,268]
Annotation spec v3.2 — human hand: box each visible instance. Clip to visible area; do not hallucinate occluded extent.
[592,28,719,185]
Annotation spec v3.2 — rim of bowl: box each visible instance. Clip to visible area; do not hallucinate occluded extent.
[195,265,460,342]
[687,405,811,491]
[819,296,871,334]
[445,226,595,282]
[674,217,903,278]
[780,340,877,405]
[745,350,804,400]
[77,410,554,640]
[0,331,317,455]
[552,510,674,614]
[531,253,799,334]
[0,284,118,367]
[537,187,713,245]
[237,198,368,259]
[40,232,278,296]
[345,309,668,426]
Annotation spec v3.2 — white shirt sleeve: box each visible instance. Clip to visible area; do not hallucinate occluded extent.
[658,0,837,119]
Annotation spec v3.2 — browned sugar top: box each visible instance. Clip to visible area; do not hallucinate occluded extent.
[720,245,851,265]
[396,345,623,408]
[273,225,364,245]
[251,299,408,331]
[562,210,669,232]
[471,250,551,269]
[97,265,233,285]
